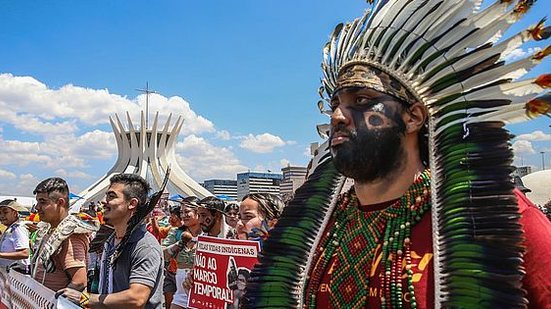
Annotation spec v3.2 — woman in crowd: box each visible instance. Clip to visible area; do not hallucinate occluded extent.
[236,193,285,245]
[161,204,184,307]
[163,196,202,309]
[224,203,239,239]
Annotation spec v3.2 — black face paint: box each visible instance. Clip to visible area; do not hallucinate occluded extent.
[368,115,384,126]
[200,214,215,232]
[331,100,406,183]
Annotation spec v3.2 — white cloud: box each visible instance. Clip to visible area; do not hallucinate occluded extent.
[253,165,268,172]
[502,47,542,62]
[143,94,214,135]
[0,139,52,166]
[42,130,117,161]
[512,140,536,154]
[0,73,215,135]
[239,133,287,153]
[516,130,551,142]
[0,108,78,135]
[216,130,231,140]
[0,168,16,179]
[175,135,247,180]
[0,173,40,196]
[54,169,93,179]
[280,159,290,167]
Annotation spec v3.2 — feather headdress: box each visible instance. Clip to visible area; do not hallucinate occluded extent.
[245,0,550,308]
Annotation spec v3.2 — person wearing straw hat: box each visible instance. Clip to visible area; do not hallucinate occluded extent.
[0,199,30,273]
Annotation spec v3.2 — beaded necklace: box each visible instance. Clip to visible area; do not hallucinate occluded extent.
[305,169,431,308]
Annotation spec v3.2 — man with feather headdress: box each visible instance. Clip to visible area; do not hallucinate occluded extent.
[244,0,551,308]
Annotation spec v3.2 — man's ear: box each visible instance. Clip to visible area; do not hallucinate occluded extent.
[57,197,68,209]
[128,198,139,211]
[404,102,427,134]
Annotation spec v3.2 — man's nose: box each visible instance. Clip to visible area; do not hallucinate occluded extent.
[236,220,244,231]
[330,106,348,127]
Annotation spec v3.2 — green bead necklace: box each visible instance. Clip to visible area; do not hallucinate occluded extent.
[305,169,431,308]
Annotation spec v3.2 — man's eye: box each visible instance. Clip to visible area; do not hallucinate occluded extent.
[355,96,371,104]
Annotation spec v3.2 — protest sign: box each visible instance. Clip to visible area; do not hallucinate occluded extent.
[188,236,260,309]
[0,269,80,309]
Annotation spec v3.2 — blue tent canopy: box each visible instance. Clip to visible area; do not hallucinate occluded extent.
[216,194,235,201]
[169,194,184,201]
[69,192,84,200]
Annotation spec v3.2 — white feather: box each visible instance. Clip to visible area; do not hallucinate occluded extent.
[429,56,538,101]
[403,0,469,68]
[395,2,462,72]
[429,0,512,68]
[364,0,412,61]
[377,0,430,58]
[388,0,445,69]
[471,105,531,124]
[431,78,544,114]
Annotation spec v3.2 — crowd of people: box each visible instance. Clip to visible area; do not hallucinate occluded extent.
[1,0,551,308]
[0,174,285,309]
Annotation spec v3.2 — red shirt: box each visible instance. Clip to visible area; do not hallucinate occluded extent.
[316,205,434,308]
[315,189,551,308]
[515,188,551,309]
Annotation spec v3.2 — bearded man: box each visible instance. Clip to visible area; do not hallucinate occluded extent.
[196,196,227,238]
[244,0,551,308]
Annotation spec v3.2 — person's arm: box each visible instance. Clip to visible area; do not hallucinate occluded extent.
[89,283,152,309]
[59,283,152,309]
[161,228,177,247]
[0,248,29,260]
[159,226,170,240]
[149,216,161,237]
[65,266,87,290]
[516,191,551,308]
[163,242,183,261]
[60,234,89,289]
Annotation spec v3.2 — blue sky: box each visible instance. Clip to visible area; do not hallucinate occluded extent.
[0,0,549,196]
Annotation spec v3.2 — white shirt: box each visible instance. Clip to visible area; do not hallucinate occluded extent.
[0,221,30,268]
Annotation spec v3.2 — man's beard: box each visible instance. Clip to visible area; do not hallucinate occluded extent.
[331,124,405,183]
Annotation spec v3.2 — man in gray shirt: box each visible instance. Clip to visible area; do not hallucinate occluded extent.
[60,174,163,308]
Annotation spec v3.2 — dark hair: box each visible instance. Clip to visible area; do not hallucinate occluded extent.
[224,203,239,213]
[33,177,70,206]
[109,174,151,207]
[418,122,429,166]
[242,193,284,221]
[199,196,226,213]
[169,204,181,216]
[400,100,429,166]
[181,196,201,208]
